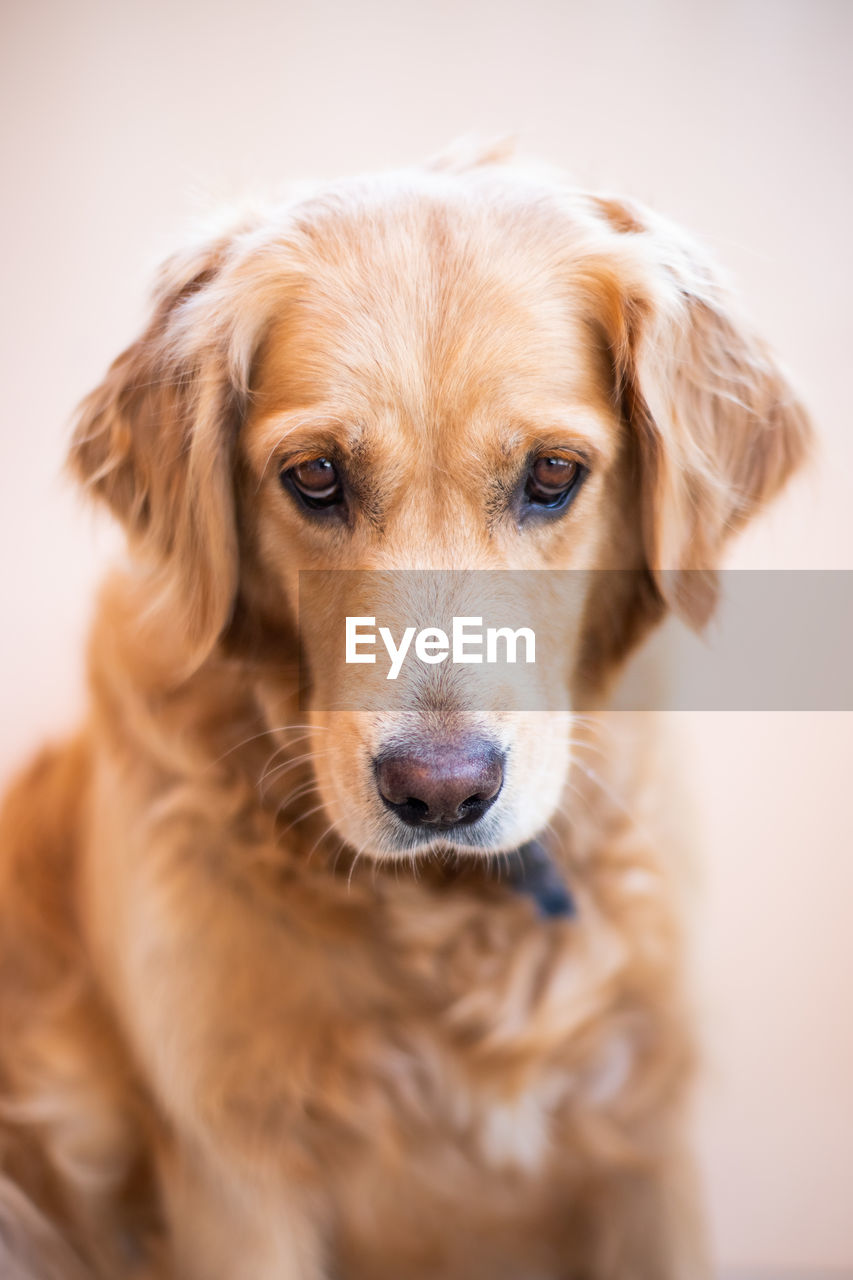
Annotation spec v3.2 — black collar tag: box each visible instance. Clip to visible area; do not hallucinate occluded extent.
[505,840,576,919]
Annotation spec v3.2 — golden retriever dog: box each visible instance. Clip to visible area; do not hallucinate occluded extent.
[0,145,810,1278]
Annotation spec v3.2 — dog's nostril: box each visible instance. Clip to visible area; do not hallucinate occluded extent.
[374,739,504,830]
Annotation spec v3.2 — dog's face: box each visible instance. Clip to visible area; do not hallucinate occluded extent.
[240,190,630,856]
[69,160,810,860]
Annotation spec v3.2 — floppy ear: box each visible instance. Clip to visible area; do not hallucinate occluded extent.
[592,195,813,627]
[68,235,244,666]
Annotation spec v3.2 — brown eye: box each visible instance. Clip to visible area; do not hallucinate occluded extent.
[525,456,584,509]
[283,457,344,510]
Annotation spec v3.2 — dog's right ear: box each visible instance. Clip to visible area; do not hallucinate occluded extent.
[68,233,246,666]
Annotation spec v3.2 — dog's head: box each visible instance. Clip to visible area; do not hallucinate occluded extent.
[69,154,811,859]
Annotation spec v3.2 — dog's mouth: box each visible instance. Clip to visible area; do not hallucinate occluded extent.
[378,815,508,855]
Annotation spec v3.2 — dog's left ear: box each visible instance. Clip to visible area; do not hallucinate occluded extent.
[590,195,813,627]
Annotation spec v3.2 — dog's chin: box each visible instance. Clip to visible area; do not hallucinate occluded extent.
[332,806,549,863]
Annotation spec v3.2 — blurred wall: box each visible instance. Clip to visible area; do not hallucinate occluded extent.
[1,1,851,1274]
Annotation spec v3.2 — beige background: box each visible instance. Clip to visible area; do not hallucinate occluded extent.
[2,1,851,1274]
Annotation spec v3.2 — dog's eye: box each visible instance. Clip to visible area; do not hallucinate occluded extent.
[525,456,585,510]
[283,457,344,510]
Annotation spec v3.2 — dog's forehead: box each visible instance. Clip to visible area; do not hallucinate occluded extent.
[250,187,615,459]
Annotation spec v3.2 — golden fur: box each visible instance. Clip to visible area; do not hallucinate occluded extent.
[0,148,811,1277]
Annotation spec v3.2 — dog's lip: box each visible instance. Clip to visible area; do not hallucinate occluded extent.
[395,814,484,832]
[382,825,512,856]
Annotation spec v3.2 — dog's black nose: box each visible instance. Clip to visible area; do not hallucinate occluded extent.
[375,739,504,829]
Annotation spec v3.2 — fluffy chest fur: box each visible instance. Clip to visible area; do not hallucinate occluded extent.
[69,738,685,1279]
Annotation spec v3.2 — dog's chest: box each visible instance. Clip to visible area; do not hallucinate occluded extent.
[323,879,631,1168]
[314,884,637,1278]
[143,855,659,1279]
